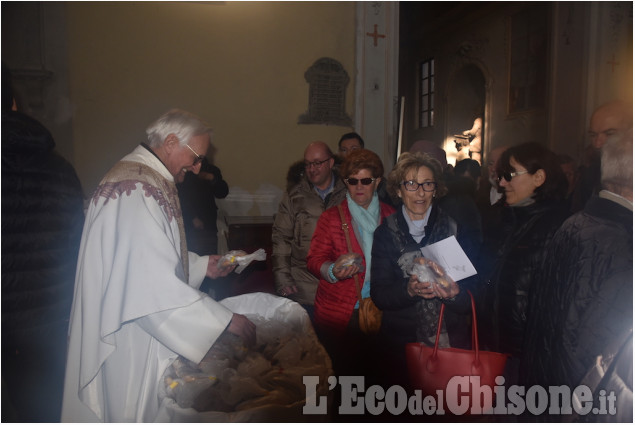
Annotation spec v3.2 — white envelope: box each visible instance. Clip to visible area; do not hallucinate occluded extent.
[419,236,477,281]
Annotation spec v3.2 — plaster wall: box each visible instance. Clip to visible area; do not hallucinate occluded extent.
[64,1,357,214]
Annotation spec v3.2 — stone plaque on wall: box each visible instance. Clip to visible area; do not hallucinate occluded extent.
[298,57,352,126]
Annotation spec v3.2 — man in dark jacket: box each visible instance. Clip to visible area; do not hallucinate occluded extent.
[521,129,632,419]
[177,156,229,256]
[1,66,85,422]
[177,155,229,297]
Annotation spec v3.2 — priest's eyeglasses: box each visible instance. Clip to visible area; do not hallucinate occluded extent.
[185,144,205,166]
[344,177,376,186]
[497,170,528,183]
[402,180,437,192]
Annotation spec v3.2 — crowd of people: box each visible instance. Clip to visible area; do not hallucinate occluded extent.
[2,66,631,422]
[272,101,632,421]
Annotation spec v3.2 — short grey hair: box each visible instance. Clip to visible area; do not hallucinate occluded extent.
[601,129,633,193]
[145,109,213,148]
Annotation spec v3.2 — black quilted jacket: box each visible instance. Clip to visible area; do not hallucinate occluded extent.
[1,111,85,348]
[371,205,479,349]
[520,195,633,391]
[478,200,570,357]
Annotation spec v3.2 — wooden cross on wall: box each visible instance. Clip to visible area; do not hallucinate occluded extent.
[366,24,386,47]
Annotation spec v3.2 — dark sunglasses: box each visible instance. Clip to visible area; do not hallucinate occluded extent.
[497,170,528,183]
[344,177,376,186]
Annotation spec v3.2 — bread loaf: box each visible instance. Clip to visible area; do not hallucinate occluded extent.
[411,257,451,289]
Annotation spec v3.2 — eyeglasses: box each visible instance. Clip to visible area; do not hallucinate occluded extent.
[497,170,528,183]
[304,157,331,169]
[344,177,376,186]
[402,180,437,192]
[185,144,204,166]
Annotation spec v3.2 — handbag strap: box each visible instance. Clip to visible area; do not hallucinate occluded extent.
[337,204,364,304]
[432,289,480,366]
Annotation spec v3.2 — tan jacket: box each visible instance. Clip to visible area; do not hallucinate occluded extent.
[272,174,347,305]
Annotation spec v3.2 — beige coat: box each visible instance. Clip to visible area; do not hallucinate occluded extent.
[272,174,347,305]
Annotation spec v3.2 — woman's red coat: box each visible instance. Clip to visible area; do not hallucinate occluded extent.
[307,200,395,335]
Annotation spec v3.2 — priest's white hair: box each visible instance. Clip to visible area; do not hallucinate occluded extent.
[145,109,213,148]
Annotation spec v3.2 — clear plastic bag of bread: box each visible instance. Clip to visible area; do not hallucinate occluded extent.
[333,252,363,272]
[217,249,267,274]
[410,257,452,289]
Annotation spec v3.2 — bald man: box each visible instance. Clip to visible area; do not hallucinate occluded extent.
[589,100,633,149]
[572,100,633,212]
[272,141,347,319]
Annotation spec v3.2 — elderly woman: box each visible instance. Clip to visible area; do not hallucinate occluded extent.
[370,151,477,387]
[307,149,395,374]
[479,142,569,383]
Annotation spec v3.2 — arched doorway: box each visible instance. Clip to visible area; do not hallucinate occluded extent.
[444,64,486,166]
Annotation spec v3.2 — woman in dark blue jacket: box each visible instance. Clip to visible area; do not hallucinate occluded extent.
[370,152,479,389]
[478,142,570,384]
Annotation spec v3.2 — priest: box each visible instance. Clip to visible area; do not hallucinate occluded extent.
[61,109,256,422]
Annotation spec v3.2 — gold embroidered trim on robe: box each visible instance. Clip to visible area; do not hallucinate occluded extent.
[92,161,189,281]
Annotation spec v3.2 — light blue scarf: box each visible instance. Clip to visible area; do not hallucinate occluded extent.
[346,192,380,301]
[402,204,432,243]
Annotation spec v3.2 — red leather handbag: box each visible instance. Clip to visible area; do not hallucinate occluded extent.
[405,290,509,414]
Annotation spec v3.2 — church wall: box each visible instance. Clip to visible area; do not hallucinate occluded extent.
[5,2,630,214]
[398,1,632,167]
[2,3,74,166]
[64,2,357,213]
[400,3,557,165]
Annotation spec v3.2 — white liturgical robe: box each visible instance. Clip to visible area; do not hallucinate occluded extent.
[61,145,234,422]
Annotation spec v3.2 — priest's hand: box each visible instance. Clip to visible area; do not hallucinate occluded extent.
[227,313,256,346]
[206,255,235,278]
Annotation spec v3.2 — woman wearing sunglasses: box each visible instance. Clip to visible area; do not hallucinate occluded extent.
[307,149,395,377]
[369,151,479,388]
[479,141,569,384]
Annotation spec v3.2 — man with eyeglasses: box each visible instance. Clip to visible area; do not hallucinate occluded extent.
[272,141,347,320]
[62,109,255,422]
